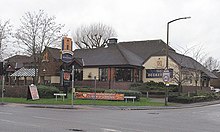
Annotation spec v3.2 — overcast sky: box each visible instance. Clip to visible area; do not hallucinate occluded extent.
[1,0,220,60]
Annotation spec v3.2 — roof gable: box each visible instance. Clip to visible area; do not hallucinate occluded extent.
[45,47,61,60]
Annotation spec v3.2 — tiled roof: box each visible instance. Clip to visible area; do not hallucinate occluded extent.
[46,47,61,60]
[73,43,144,67]
[118,39,175,61]
[10,67,37,77]
[73,39,216,78]
[5,55,34,69]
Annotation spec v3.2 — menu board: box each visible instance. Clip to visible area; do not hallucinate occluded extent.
[28,84,40,100]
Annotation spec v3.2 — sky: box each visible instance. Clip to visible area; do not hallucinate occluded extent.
[1,0,220,60]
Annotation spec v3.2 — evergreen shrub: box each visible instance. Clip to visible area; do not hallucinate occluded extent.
[37,85,59,98]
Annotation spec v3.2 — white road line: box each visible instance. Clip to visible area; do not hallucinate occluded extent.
[0,111,13,115]
[0,119,40,127]
[102,128,122,132]
[0,119,16,124]
[33,116,61,121]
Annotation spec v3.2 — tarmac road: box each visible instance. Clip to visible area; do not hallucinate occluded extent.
[1,103,220,132]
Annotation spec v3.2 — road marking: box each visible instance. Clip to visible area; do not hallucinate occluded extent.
[0,111,13,115]
[0,119,40,127]
[102,128,122,132]
[33,116,58,121]
[0,119,16,124]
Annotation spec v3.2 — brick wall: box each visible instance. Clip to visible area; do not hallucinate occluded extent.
[2,85,28,98]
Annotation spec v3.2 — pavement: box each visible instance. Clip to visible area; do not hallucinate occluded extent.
[6,98,218,110]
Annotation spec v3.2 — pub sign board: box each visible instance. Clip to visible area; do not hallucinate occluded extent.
[27,84,40,100]
[62,50,73,63]
[146,69,173,78]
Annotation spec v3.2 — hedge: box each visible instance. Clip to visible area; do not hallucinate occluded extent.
[37,85,60,98]
[130,81,178,94]
[168,93,220,104]
[75,88,106,93]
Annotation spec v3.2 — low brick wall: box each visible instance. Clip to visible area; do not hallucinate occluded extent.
[2,85,28,98]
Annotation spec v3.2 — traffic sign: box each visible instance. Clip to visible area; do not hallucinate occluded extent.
[163,69,170,82]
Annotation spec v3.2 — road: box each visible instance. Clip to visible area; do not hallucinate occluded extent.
[1,103,220,132]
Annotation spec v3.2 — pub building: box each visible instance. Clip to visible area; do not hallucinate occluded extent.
[39,37,217,92]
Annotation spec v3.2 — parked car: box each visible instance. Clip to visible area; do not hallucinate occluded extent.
[210,86,220,93]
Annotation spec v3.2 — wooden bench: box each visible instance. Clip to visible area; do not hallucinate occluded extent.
[124,96,136,103]
[54,93,66,101]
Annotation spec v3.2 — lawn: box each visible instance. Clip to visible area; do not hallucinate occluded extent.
[2,96,166,106]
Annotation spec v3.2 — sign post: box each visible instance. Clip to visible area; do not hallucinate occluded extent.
[71,65,75,108]
[61,37,74,107]
[1,75,5,105]
[163,69,170,106]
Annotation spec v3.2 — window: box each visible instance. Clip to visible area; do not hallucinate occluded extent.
[42,52,49,61]
[67,45,69,50]
[157,58,163,68]
[115,68,133,82]
[134,69,142,82]
[99,68,108,81]
[74,69,83,81]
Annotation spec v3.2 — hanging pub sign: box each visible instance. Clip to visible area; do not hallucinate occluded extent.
[62,71,71,87]
[62,50,73,63]
[27,84,40,100]
[146,69,173,78]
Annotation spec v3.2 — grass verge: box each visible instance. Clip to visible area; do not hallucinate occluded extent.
[2,97,166,106]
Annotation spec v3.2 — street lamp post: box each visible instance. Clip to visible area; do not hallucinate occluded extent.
[71,65,75,108]
[165,17,191,106]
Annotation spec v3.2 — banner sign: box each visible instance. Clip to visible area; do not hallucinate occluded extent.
[75,92,124,101]
[146,69,173,78]
[28,84,39,100]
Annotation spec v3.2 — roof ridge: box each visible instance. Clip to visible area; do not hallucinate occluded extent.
[117,44,144,66]
[46,46,61,50]
[116,45,129,64]
[118,39,163,44]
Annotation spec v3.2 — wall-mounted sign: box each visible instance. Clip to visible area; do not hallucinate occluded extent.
[146,69,173,78]
[62,50,73,63]
[75,92,124,101]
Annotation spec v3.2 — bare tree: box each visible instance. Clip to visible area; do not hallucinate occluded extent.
[15,10,64,55]
[171,50,194,94]
[203,57,220,71]
[73,23,117,49]
[15,10,65,84]
[0,20,12,61]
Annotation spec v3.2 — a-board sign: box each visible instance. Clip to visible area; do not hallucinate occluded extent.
[27,84,40,100]
[75,92,124,101]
